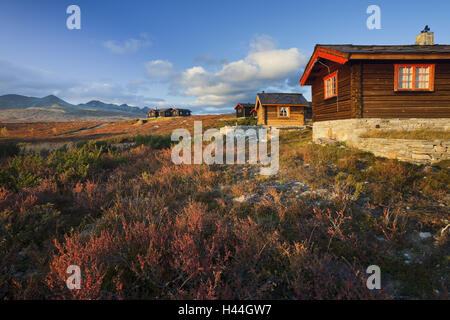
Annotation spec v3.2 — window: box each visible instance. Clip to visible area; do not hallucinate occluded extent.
[394,64,435,91]
[278,106,289,118]
[324,71,338,99]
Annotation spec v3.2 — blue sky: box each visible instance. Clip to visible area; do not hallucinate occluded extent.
[0,0,449,114]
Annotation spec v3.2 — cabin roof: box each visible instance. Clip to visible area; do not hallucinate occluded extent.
[158,108,172,112]
[172,108,191,112]
[317,44,450,54]
[300,44,450,86]
[257,93,309,106]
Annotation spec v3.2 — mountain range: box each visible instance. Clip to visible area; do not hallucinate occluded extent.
[0,94,151,122]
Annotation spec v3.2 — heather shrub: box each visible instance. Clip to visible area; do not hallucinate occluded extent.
[0,126,447,300]
[288,247,380,299]
[366,160,416,191]
[0,203,61,250]
[418,168,450,199]
[332,172,364,206]
[365,160,417,204]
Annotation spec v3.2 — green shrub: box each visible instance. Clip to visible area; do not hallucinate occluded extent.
[237,117,257,126]
[47,141,104,182]
[6,153,44,189]
[214,117,258,129]
[135,134,172,149]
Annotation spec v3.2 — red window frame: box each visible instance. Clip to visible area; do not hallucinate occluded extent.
[394,64,435,92]
[323,71,338,99]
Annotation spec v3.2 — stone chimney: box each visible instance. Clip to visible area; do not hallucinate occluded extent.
[415,28,434,45]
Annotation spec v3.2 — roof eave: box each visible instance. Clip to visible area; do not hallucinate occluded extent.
[259,103,310,106]
[349,52,450,60]
[300,46,349,86]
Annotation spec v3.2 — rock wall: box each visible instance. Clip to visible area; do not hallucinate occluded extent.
[313,118,450,145]
[313,118,450,164]
[356,138,450,164]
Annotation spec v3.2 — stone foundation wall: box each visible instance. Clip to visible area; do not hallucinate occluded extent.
[313,118,450,145]
[356,138,450,164]
[313,118,450,164]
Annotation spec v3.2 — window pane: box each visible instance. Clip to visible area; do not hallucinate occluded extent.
[415,67,430,89]
[324,75,337,98]
[398,67,412,89]
[331,77,336,95]
[279,107,288,117]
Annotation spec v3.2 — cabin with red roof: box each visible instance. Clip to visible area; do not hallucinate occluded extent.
[234,103,255,118]
[172,108,192,117]
[300,32,450,122]
[147,109,159,118]
[299,30,450,145]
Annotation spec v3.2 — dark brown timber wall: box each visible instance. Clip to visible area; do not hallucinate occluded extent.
[361,60,450,118]
[311,61,352,122]
[311,60,450,121]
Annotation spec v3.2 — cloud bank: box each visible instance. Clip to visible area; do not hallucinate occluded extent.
[0,35,308,114]
[145,35,308,107]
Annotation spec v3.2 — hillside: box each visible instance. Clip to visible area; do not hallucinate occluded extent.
[0,118,448,299]
[0,94,150,122]
[0,114,233,143]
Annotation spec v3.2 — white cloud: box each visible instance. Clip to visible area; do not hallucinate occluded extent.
[165,35,308,106]
[0,34,309,115]
[103,34,151,54]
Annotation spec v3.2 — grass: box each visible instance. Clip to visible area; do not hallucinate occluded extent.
[0,120,448,300]
[211,117,258,129]
[360,129,450,140]
[0,114,233,144]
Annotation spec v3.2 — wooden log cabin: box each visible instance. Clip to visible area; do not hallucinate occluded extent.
[300,32,450,122]
[254,92,311,127]
[234,103,255,118]
[157,108,174,117]
[172,108,192,117]
[147,109,159,118]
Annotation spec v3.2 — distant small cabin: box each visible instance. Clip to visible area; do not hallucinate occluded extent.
[234,103,255,118]
[147,109,159,118]
[300,34,450,121]
[147,108,191,118]
[172,108,192,117]
[254,93,311,127]
[158,108,173,117]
